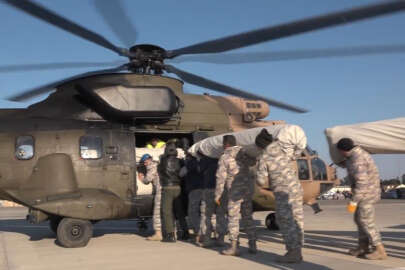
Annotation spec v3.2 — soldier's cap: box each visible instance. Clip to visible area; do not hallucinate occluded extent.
[223,135,236,146]
[255,128,273,149]
[336,138,355,151]
[140,154,152,163]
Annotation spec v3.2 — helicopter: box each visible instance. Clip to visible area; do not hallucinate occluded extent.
[0,0,404,248]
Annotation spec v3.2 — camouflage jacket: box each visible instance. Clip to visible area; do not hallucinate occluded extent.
[346,146,380,203]
[256,141,301,192]
[215,146,255,201]
[142,161,161,190]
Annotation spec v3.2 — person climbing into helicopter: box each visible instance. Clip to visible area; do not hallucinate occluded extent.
[138,153,163,241]
[146,137,166,149]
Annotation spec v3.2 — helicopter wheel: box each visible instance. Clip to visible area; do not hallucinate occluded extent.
[265,213,279,231]
[49,216,62,234]
[57,218,93,248]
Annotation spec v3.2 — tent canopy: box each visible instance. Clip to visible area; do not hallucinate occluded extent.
[325,117,405,165]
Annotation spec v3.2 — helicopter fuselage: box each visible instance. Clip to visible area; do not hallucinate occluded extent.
[0,73,337,246]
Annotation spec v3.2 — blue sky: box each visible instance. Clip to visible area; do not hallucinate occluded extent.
[0,0,404,179]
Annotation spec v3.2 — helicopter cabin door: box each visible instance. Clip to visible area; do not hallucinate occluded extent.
[100,129,136,201]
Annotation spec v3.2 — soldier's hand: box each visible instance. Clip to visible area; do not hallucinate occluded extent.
[138,173,145,180]
[215,199,220,206]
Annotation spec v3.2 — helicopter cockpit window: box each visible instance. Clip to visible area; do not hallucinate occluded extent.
[80,136,103,159]
[311,158,328,180]
[297,159,310,180]
[15,135,34,160]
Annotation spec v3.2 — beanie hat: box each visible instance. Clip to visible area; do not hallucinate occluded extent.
[140,154,152,163]
[255,129,273,149]
[336,138,355,151]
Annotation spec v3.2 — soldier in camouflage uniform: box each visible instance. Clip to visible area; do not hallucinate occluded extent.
[336,138,387,260]
[255,129,304,263]
[199,155,227,247]
[139,154,162,241]
[215,135,257,256]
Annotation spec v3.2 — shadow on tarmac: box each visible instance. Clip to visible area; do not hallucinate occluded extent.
[220,245,334,270]
[249,227,405,260]
[388,224,405,230]
[0,218,151,242]
[1,218,403,268]
[0,218,334,269]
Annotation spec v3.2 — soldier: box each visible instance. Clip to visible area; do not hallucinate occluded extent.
[181,153,204,241]
[256,128,304,263]
[198,154,226,247]
[336,138,387,260]
[215,135,257,256]
[159,142,189,242]
[138,154,162,241]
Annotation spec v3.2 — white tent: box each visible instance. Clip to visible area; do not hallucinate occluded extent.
[325,117,405,164]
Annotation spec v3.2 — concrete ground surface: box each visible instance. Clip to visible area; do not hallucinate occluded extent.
[0,200,404,270]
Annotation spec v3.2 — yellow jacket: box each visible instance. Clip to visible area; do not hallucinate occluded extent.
[146,141,166,149]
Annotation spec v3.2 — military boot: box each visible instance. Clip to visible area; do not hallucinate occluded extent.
[201,237,215,248]
[248,240,257,254]
[365,244,388,260]
[221,240,240,256]
[146,230,162,241]
[161,232,176,243]
[275,248,303,263]
[191,234,201,244]
[177,230,190,241]
[348,239,369,257]
[215,234,226,247]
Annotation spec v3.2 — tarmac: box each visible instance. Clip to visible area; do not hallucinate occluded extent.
[0,200,404,270]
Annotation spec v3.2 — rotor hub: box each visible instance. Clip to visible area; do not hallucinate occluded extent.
[128,44,166,74]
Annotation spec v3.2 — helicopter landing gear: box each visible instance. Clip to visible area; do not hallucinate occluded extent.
[49,216,62,234]
[265,213,279,231]
[57,218,93,248]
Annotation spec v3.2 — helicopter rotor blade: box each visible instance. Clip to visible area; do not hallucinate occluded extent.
[2,0,130,57]
[6,64,129,102]
[169,44,405,64]
[164,64,307,113]
[166,1,405,58]
[93,0,137,48]
[0,60,126,73]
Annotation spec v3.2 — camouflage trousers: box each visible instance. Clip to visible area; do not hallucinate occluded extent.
[274,182,304,251]
[200,189,228,239]
[228,189,256,242]
[153,185,162,231]
[355,199,382,246]
[188,189,203,235]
